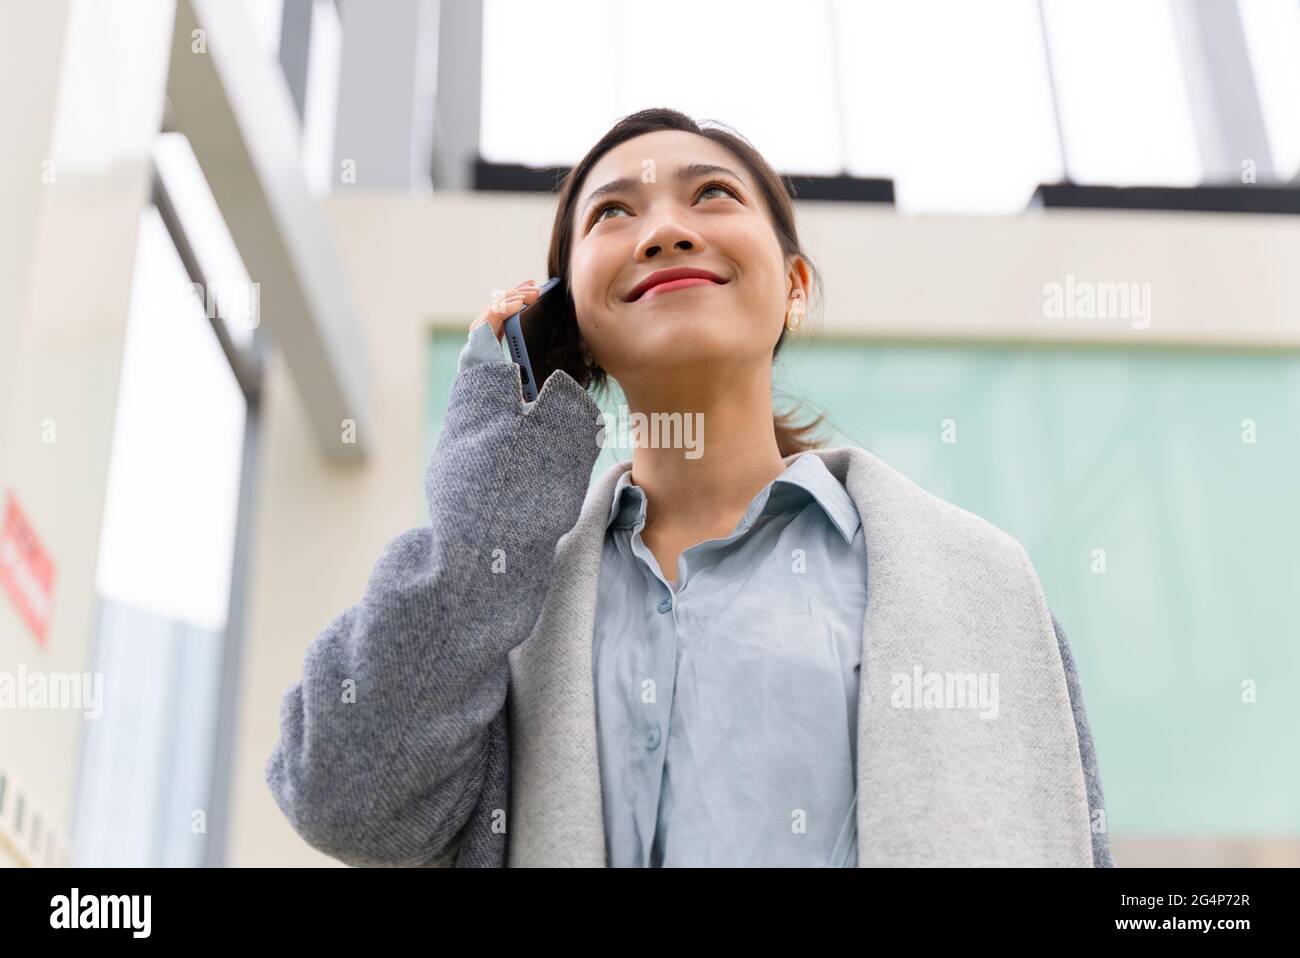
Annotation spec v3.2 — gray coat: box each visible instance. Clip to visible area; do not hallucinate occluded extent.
[267,360,1115,867]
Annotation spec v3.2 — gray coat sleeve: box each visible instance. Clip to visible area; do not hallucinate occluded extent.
[266,359,603,867]
[1049,612,1116,868]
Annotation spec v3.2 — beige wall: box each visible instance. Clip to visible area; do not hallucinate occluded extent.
[0,0,173,867]
[228,190,1300,865]
[802,203,1300,347]
[0,0,71,438]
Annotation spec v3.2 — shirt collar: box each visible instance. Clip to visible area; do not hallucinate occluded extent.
[604,452,861,545]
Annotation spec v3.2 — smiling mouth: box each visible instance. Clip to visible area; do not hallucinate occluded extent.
[636,277,725,301]
[626,267,730,301]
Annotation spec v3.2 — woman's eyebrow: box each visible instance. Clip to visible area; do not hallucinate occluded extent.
[580,162,746,215]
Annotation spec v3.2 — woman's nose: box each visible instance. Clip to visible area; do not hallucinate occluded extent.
[638,219,701,259]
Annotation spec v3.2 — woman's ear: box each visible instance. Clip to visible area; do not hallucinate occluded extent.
[786,255,812,303]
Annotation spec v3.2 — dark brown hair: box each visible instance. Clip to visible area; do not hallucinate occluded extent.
[544,106,828,457]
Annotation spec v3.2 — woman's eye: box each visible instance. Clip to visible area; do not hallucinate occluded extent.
[699,182,738,201]
[593,203,627,224]
[591,182,737,227]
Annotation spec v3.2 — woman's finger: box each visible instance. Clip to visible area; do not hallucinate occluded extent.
[471,282,543,341]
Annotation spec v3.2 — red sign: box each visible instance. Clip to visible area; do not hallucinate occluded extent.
[0,490,55,646]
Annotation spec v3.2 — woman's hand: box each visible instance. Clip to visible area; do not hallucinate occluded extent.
[470,279,543,343]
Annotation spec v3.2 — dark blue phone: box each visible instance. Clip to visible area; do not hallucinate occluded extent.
[502,276,566,402]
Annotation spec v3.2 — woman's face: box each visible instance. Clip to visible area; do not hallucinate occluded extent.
[568,130,801,395]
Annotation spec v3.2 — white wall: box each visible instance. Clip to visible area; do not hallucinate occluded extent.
[0,0,173,867]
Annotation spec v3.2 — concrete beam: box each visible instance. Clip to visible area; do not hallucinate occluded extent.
[168,0,372,463]
[1170,0,1275,184]
[333,0,440,190]
[430,0,483,191]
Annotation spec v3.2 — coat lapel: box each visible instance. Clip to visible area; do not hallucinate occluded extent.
[507,446,1094,867]
[824,446,1094,866]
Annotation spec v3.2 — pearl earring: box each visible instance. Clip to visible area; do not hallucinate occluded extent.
[784,298,804,332]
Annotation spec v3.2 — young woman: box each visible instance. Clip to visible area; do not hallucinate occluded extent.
[267,107,1113,868]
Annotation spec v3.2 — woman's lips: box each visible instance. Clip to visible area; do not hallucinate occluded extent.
[638,277,722,301]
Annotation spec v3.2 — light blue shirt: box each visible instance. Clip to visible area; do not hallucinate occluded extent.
[457,325,869,867]
[595,456,866,867]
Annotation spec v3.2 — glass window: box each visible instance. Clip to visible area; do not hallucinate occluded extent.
[1040,0,1201,186]
[480,0,840,174]
[836,0,1063,213]
[75,206,247,866]
[481,0,1223,210]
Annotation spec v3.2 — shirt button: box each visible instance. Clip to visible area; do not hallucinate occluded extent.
[645,725,662,749]
[656,596,673,613]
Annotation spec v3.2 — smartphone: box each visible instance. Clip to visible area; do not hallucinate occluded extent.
[502,276,568,402]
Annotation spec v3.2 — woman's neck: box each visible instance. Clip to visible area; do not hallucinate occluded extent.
[621,372,787,541]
